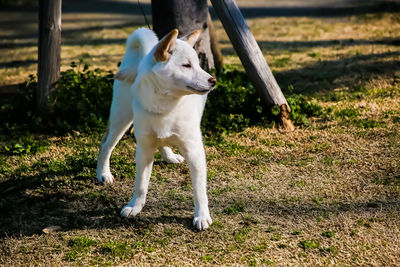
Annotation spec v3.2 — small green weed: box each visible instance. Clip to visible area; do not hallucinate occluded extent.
[265,226,275,233]
[308,52,321,58]
[270,233,282,241]
[69,236,97,252]
[291,230,302,236]
[273,56,291,68]
[233,227,251,242]
[372,174,400,186]
[277,243,288,248]
[334,108,359,119]
[253,243,267,252]
[356,218,372,228]
[353,119,385,129]
[334,108,385,128]
[144,246,156,253]
[312,197,324,205]
[102,241,132,259]
[307,142,330,153]
[223,201,246,215]
[293,180,306,188]
[299,240,320,250]
[201,255,214,263]
[350,229,358,236]
[165,189,186,202]
[205,136,246,155]
[320,246,338,255]
[321,230,335,238]
[3,137,49,155]
[211,186,232,196]
[260,259,275,265]
[66,236,97,261]
[207,169,218,181]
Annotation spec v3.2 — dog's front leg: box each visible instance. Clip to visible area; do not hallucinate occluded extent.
[121,138,156,218]
[180,138,212,230]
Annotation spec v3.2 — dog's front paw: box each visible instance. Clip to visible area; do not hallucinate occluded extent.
[97,172,114,184]
[120,200,144,218]
[193,215,212,231]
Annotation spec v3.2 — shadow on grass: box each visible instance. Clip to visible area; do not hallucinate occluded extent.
[3,0,400,40]
[233,0,400,18]
[220,37,400,54]
[3,39,399,95]
[2,0,152,15]
[275,50,400,95]
[0,150,198,238]
[219,44,400,96]
[0,20,144,49]
[1,151,399,238]
[5,0,400,18]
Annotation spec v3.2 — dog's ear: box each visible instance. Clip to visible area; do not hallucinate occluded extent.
[181,30,201,47]
[114,68,136,83]
[154,29,179,62]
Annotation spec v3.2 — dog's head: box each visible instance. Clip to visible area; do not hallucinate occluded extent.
[151,29,216,96]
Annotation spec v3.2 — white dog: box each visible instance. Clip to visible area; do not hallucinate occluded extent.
[97,28,216,230]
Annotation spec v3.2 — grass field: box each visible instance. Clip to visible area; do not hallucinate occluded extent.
[1,1,400,266]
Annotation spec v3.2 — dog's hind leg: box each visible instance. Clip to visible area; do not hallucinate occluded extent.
[158,146,184,163]
[97,98,133,184]
[121,137,156,217]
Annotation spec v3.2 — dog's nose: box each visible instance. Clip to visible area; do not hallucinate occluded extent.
[208,77,216,87]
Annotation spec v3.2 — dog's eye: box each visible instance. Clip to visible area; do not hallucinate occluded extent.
[182,63,191,68]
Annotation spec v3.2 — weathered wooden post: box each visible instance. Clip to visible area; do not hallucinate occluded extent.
[151,0,215,71]
[207,12,223,74]
[210,0,294,131]
[37,0,62,115]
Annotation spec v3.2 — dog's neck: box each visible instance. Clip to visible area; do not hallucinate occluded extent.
[133,75,182,115]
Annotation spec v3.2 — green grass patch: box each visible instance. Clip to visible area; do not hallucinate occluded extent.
[321,230,335,238]
[253,243,267,252]
[307,52,321,58]
[66,236,97,261]
[372,174,400,186]
[270,233,282,241]
[320,246,338,255]
[273,56,291,68]
[102,241,133,259]
[200,255,214,263]
[223,201,246,215]
[299,240,320,250]
[291,230,302,236]
[2,136,49,155]
[233,227,251,242]
[334,108,359,120]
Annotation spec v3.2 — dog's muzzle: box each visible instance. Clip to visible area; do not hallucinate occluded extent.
[208,77,216,87]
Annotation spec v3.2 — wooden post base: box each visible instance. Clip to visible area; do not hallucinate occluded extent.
[277,104,295,132]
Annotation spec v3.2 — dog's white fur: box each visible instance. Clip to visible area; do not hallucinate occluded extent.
[97,28,215,230]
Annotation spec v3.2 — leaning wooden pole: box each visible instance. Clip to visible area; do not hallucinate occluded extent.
[38,0,61,116]
[210,0,294,131]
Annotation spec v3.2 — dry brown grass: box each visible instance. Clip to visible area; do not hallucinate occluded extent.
[1,1,400,266]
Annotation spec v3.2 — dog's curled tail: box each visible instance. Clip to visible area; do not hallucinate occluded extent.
[115,28,158,83]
